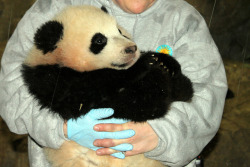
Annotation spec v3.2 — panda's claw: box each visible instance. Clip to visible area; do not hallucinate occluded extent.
[147,53,179,76]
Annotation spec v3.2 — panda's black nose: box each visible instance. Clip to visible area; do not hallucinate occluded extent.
[125,45,137,54]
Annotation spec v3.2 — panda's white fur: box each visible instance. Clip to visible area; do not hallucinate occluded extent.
[45,141,164,167]
[24,5,165,167]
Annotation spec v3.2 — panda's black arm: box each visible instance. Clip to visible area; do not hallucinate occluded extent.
[21,62,170,121]
[135,51,182,76]
[21,64,142,120]
[21,64,62,109]
[85,52,193,122]
[137,52,194,102]
[21,64,88,120]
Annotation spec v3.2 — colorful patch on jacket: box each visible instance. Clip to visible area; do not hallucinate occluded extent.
[156,45,173,56]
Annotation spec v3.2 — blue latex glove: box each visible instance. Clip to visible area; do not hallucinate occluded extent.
[110,144,133,159]
[67,108,135,158]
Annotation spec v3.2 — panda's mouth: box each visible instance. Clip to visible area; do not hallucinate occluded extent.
[111,62,129,68]
[111,58,135,69]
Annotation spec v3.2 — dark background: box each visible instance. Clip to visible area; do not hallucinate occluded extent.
[0,0,249,166]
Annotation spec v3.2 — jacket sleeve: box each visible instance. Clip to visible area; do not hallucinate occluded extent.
[0,0,68,149]
[144,3,228,167]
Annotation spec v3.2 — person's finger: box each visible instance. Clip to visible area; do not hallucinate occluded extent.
[110,143,133,151]
[122,150,138,156]
[96,146,137,157]
[94,138,115,147]
[94,122,131,131]
[99,117,128,125]
[96,147,117,155]
[94,138,131,148]
[99,129,135,139]
[87,108,114,119]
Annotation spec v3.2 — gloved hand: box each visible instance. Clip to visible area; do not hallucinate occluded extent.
[67,108,135,158]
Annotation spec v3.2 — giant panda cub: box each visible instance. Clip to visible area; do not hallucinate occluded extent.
[21,5,193,167]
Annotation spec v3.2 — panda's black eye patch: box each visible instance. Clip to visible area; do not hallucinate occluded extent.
[90,33,107,54]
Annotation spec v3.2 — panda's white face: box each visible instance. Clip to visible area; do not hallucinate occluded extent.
[26,6,140,72]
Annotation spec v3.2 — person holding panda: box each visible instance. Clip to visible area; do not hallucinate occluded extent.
[0,0,227,167]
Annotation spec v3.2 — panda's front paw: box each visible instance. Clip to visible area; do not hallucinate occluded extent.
[149,54,173,76]
[147,52,181,77]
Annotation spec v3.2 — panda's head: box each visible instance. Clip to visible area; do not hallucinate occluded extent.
[25,6,140,72]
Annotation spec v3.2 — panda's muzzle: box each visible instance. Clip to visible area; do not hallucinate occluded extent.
[111,45,138,69]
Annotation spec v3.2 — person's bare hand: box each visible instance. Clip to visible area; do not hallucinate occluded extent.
[93,122,158,156]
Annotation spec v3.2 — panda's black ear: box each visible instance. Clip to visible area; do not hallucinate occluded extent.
[34,21,64,54]
[101,6,108,14]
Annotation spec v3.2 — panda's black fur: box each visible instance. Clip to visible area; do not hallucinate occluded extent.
[34,21,64,54]
[21,6,193,122]
[22,53,193,122]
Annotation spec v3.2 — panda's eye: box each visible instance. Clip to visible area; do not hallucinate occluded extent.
[93,33,107,45]
[90,33,108,54]
[96,38,103,44]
